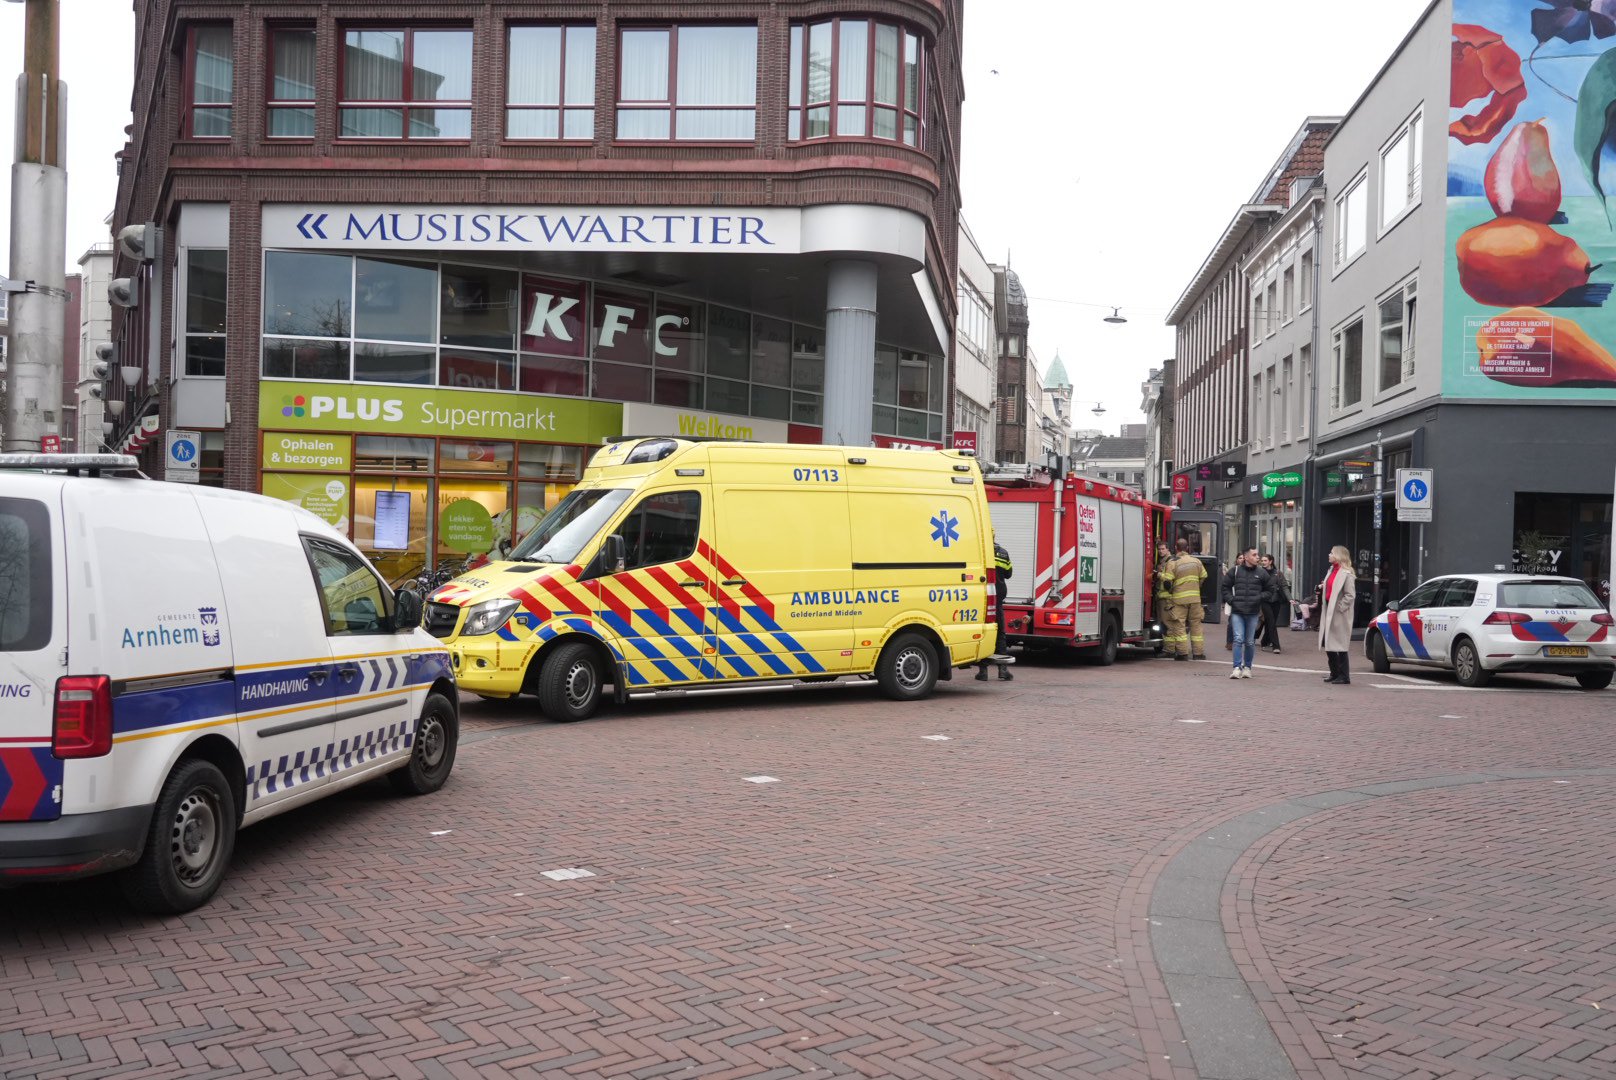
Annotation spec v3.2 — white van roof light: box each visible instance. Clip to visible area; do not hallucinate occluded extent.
[0,453,144,477]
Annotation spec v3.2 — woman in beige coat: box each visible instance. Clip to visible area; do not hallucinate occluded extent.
[1318,545,1356,685]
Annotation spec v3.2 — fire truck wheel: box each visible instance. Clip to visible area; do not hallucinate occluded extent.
[1095,620,1120,666]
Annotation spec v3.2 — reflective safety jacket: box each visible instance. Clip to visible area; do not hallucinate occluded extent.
[1168,554,1206,605]
[1155,557,1175,599]
[993,543,1012,600]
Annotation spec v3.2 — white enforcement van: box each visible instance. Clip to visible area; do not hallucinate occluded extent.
[0,454,458,913]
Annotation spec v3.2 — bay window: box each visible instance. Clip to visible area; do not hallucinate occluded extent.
[507,25,596,140]
[340,27,473,139]
[268,28,316,138]
[616,25,758,141]
[185,25,234,138]
[789,18,924,146]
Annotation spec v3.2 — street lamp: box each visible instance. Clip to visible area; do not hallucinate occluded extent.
[1103,307,1128,325]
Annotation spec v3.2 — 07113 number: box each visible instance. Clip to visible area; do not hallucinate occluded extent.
[792,468,840,482]
[929,588,970,602]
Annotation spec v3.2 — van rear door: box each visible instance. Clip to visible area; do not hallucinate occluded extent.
[0,494,65,822]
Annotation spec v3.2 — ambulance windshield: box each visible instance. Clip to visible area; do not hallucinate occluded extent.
[510,488,632,565]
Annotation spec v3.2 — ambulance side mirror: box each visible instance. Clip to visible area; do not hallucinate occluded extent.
[394,588,424,632]
[603,534,627,574]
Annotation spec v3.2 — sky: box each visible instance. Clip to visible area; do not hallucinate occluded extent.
[957,0,1436,426]
[1,0,1434,428]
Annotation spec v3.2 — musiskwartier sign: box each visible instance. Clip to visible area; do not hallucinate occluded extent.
[262,205,803,255]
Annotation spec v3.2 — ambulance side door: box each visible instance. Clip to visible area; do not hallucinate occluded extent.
[707,454,854,677]
[589,487,717,685]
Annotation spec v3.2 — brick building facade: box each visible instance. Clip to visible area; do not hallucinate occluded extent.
[109,0,965,578]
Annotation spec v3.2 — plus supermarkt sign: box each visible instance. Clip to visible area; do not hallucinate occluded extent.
[1396,468,1433,523]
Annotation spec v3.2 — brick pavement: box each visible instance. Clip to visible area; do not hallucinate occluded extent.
[0,638,1612,1079]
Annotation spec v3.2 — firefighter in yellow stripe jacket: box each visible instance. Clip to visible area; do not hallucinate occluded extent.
[1166,538,1208,661]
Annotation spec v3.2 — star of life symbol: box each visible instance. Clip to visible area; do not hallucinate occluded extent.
[930,509,960,548]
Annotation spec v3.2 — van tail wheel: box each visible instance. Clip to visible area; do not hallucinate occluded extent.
[390,691,459,795]
[120,759,237,915]
[876,631,938,702]
[537,641,603,722]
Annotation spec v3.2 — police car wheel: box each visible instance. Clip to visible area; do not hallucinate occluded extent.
[538,642,602,722]
[1368,632,1392,674]
[390,692,459,795]
[877,632,937,701]
[121,759,237,915]
[1576,670,1613,690]
[1453,638,1490,688]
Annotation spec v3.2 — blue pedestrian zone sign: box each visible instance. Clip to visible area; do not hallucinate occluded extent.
[170,439,197,463]
[1402,478,1428,503]
[166,430,202,483]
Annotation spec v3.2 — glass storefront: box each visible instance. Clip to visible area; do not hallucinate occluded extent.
[259,250,947,438]
[264,431,585,585]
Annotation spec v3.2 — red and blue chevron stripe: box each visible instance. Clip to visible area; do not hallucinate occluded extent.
[0,747,63,823]
[1378,610,1430,660]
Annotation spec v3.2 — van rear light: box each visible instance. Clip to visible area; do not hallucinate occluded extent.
[1594,613,1615,626]
[986,568,996,584]
[1483,611,1530,625]
[53,676,113,759]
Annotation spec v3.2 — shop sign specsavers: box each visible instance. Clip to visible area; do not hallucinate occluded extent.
[261,381,623,444]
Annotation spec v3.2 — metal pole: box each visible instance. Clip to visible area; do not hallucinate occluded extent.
[4,0,68,453]
[1372,431,1384,616]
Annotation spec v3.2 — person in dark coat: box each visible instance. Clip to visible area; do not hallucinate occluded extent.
[1259,553,1290,653]
[977,539,1013,681]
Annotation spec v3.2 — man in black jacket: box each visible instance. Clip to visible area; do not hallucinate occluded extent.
[1221,547,1271,680]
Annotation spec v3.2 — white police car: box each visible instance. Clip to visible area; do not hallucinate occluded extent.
[1366,573,1614,689]
[0,454,458,913]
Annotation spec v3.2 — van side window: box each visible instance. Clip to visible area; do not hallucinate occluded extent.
[0,498,51,652]
[615,491,701,571]
[304,538,391,636]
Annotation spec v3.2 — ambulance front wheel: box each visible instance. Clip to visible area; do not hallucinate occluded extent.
[537,642,603,722]
[121,759,238,915]
[876,631,938,701]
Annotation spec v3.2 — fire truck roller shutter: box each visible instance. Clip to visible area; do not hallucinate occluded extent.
[987,502,1039,606]
[1121,503,1144,634]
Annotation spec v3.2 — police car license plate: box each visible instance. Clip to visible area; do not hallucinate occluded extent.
[1545,645,1589,658]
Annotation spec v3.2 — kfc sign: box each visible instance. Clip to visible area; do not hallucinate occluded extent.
[521,277,701,368]
[951,430,978,453]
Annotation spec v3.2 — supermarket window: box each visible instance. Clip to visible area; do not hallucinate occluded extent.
[507,25,596,140]
[268,27,316,137]
[185,25,234,138]
[616,25,757,141]
[789,18,924,146]
[340,27,473,139]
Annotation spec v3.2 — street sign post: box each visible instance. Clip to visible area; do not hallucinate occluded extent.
[40,434,60,454]
[1396,468,1433,523]
[166,429,201,483]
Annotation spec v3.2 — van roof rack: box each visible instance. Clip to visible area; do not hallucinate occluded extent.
[0,453,144,477]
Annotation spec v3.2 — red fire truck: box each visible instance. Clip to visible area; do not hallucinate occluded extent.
[984,466,1177,662]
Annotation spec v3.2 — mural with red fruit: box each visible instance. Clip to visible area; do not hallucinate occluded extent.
[1448,0,1616,397]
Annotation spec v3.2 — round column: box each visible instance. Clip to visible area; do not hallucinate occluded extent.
[821,259,878,446]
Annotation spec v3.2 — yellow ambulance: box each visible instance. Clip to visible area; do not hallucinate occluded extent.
[425,438,998,720]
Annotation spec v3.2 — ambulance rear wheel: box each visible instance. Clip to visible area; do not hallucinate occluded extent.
[1576,670,1612,690]
[121,759,237,915]
[537,642,602,722]
[877,632,937,701]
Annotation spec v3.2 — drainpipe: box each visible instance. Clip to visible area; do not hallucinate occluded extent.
[1303,203,1325,593]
